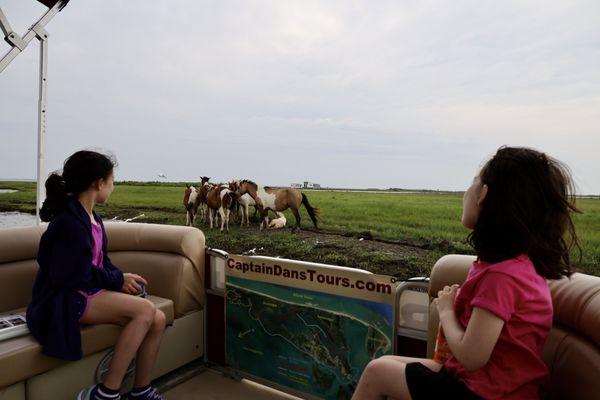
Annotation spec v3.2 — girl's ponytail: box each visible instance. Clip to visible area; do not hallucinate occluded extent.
[40,172,69,222]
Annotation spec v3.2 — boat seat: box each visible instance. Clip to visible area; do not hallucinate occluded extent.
[427,255,600,400]
[0,222,206,397]
[0,295,174,388]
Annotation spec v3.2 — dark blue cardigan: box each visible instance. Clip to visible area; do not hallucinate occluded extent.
[26,199,124,360]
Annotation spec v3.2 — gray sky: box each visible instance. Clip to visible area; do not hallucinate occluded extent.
[1,1,599,193]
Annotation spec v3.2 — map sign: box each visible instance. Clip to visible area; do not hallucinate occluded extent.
[226,255,399,399]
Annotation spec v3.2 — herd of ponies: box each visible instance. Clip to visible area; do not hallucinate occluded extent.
[183,176,320,233]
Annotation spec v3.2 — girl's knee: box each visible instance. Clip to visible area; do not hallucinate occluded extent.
[151,309,166,332]
[363,357,396,380]
[135,300,157,326]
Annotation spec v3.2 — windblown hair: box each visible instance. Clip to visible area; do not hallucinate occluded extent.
[469,146,581,280]
[40,150,117,222]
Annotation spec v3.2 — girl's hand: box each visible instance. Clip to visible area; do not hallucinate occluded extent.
[435,284,459,316]
[122,273,147,294]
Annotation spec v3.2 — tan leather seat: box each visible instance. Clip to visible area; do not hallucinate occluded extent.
[428,255,600,400]
[0,296,173,388]
[0,222,205,390]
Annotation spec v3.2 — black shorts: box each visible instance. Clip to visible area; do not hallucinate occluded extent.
[405,363,484,400]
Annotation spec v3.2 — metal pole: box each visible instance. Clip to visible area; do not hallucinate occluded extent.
[36,32,49,224]
[0,3,62,73]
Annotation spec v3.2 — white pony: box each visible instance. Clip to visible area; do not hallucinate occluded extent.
[229,180,256,227]
[268,212,286,229]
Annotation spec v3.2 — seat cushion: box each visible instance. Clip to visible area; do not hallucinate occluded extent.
[0,295,173,388]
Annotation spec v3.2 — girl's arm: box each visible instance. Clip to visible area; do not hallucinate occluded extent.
[437,285,504,371]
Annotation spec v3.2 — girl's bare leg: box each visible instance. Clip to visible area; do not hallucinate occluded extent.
[133,308,166,387]
[80,291,158,390]
[352,356,442,400]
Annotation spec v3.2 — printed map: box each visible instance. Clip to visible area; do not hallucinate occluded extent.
[226,276,394,399]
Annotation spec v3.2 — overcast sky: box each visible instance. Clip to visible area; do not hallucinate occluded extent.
[1,1,599,193]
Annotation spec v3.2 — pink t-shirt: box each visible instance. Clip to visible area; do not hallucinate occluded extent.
[444,255,552,399]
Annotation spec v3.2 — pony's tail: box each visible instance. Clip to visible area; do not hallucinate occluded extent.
[301,193,320,229]
[224,191,237,210]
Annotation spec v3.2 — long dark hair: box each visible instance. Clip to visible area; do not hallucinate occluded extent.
[40,150,116,222]
[468,146,581,279]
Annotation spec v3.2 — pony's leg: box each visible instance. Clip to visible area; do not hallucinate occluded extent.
[219,207,226,232]
[185,210,190,226]
[291,208,301,232]
[209,209,214,229]
[225,209,230,232]
[259,210,267,231]
[244,204,249,227]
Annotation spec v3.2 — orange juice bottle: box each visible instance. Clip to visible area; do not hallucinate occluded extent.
[433,325,452,364]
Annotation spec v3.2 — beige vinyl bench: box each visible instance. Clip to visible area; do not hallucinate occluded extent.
[427,255,600,400]
[0,222,206,400]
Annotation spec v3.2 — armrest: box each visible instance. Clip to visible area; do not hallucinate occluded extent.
[428,254,475,298]
[426,254,475,357]
[104,222,206,316]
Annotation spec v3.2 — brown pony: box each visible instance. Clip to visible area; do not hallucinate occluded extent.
[197,177,212,223]
[182,185,200,226]
[235,180,319,231]
[205,184,237,232]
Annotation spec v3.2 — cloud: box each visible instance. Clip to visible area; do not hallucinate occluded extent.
[1,0,599,193]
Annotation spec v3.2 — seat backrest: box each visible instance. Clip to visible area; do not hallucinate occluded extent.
[0,222,206,317]
[428,255,600,400]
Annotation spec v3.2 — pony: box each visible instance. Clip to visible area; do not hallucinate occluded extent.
[182,185,200,226]
[205,185,237,232]
[196,177,211,223]
[235,180,319,231]
[268,212,287,229]
[229,180,257,227]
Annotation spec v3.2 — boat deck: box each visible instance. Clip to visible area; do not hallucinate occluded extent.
[159,365,301,400]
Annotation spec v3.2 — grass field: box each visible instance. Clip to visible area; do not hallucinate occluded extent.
[1,181,598,279]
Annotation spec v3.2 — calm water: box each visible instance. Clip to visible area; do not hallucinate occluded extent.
[0,212,36,228]
[0,189,37,228]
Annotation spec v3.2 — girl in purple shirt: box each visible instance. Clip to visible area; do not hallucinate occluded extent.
[28,151,166,400]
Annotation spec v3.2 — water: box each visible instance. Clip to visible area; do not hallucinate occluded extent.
[0,212,37,228]
[0,189,17,194]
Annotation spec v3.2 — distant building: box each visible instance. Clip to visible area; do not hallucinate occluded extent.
[302,181,321,189]
[291,183,302,189]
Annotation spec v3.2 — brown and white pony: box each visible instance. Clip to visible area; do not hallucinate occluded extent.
[229,180,257,227]
[196,177,211,223]
[206,184,237,232]
[183,185,200,226]
[235,180,319,231]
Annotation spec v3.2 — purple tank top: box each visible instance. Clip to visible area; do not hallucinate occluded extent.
[91,222,104,268]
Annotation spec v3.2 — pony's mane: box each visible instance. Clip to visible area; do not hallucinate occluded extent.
[241,179,257,185]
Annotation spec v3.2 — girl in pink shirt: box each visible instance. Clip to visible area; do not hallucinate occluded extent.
[353,146,581,400]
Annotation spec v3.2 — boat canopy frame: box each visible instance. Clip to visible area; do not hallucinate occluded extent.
[0,0,69,223]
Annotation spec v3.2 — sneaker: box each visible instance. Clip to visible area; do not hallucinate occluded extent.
[76,384,121,400]
[127,386,164,400]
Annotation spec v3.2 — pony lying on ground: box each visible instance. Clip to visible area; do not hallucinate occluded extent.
[235,180,319,232]
[268,212,286,229]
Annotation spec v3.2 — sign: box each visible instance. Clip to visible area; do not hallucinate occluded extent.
[225,255,399,399]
